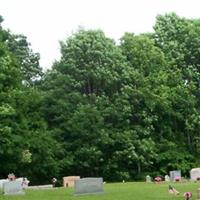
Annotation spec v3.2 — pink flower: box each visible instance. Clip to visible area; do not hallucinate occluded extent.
[154,176,162,182]
[184,192,192,199]
[175,176,180,181]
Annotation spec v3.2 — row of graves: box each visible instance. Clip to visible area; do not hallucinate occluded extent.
[2,168,200,196]
[0,173,104,196]
[146,168,200,183]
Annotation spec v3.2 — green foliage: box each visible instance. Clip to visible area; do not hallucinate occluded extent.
[1,13,200,183]
[40,29,130,179]
[0,20,60,184]
[6,34,43,85]
[120,33,165,75]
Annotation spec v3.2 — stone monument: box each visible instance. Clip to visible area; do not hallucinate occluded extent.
[190,168,200,181]
[146,175,152,183]
[74,177,103,195]
[3,180,24,195]
[164,175,170,182]
[170,170,181,181]
[0,179,8,189]
[63,176,80,187]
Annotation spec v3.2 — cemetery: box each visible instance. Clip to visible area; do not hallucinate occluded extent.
[1,170,200,199]
[1,2,200,200]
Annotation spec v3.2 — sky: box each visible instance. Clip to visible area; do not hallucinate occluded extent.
[1,0,200,70]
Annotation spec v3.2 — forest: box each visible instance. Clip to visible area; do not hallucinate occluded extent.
[0,13,200,184]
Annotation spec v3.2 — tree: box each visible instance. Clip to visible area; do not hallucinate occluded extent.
[154,13,200,156]
[119,31,198,174]
[6,34,43,85]
[0,18,23,175]
[0,17,60,184]
[40,29,133,179]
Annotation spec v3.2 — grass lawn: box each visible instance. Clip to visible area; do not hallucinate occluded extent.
[0,182,200,200]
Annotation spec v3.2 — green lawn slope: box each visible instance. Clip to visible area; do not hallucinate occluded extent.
[0,182,200,200]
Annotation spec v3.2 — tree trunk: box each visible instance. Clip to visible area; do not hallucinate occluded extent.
[137,162,141,174]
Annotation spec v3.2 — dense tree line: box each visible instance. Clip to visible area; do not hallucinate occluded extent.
[1,13,200,184]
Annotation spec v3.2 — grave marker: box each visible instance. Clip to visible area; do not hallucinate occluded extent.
[3,181,24,195]
[190,168,200,181]
[165,175,170,182]
[170,170,181,181]
[146,175,152,183]
[63,176,80,187]
[74,177,103,195]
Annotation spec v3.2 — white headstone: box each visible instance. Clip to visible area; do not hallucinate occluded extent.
[165,175,170,182]
[0,179,9,189]
[146,175,151,183]
[190,168,200,181]
[3,181,25,195]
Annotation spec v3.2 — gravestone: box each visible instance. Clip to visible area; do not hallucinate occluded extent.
[170,170,181,181]
[146,175,151,183]
[0,179,8,189]
[63,176,80,187]
[74,177,103,195]
[3,181,24,195]
[190,168,200,181]
[164,175,170,182]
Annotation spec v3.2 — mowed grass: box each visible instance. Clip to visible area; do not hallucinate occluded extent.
[0,182,200,200]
